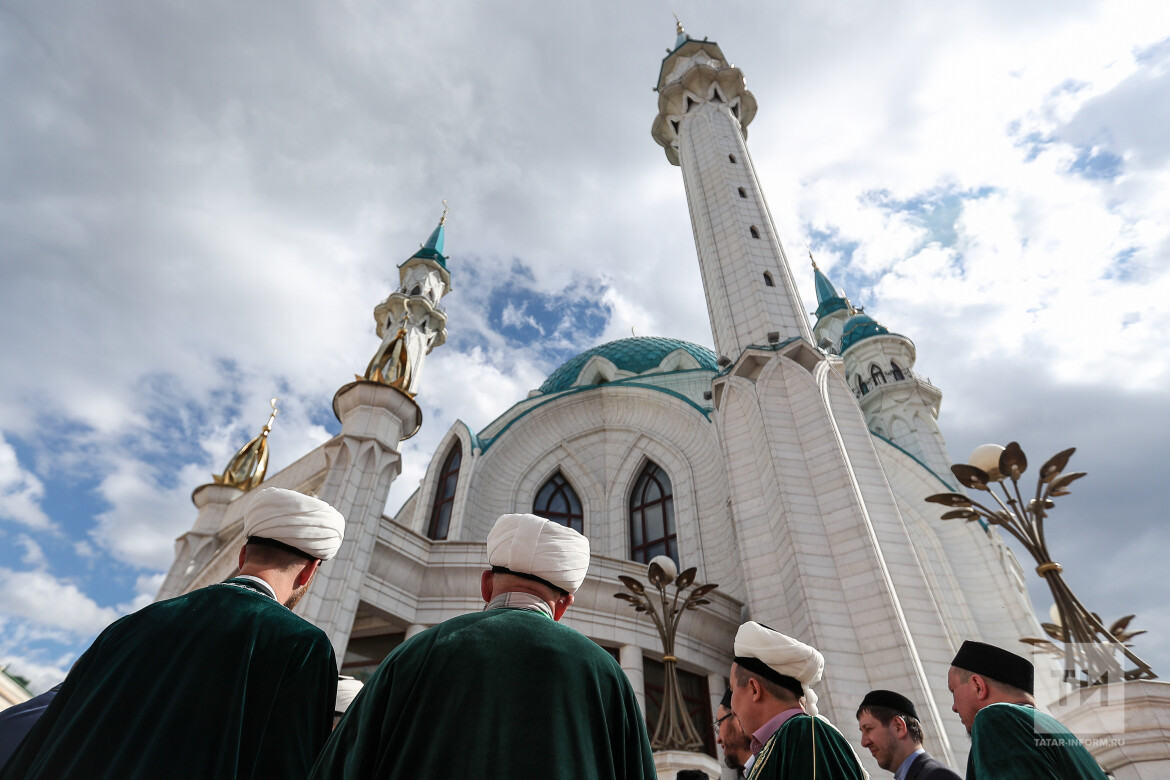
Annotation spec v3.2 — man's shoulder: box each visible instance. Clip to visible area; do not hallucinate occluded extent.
[154,583,330,641]
[910,751,962,780]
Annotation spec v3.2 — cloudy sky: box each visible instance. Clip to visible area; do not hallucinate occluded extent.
[1,0,1168,694]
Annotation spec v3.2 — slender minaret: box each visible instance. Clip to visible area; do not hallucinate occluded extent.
[363,204,452,396]
[652,20,813,362]
[655,24,972,764]
[296,209,452,654]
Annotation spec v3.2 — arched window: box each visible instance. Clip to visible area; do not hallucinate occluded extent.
[870,364,885,386]
[890,361,905,381]
[857,376,869,396]
[738,187,747,198]
[749,226,760,239]
[763,271,775,287]
[629,461,678,566]
[728,154,737,164]
[411,285,421,296]
[427,444,461,540]
[535,471,584,533]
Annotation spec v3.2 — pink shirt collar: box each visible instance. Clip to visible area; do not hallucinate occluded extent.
[750,707,806,755]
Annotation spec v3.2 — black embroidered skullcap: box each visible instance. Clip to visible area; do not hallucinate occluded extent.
[859,689,919,720]
[951,640,1034,694]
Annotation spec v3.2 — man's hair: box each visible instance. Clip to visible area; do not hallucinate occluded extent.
[733,663,800,704]
[855,704,924,744]
[952,667,1035,704]
[243,541,314,571]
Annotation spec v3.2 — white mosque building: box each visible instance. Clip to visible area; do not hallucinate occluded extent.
[157,23,1064,777]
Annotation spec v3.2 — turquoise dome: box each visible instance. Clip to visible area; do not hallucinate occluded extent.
[539,337,717,394]
[839,313,890,353]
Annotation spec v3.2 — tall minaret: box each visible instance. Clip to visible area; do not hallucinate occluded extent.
[652,21,813,361]
[655,25,977,765]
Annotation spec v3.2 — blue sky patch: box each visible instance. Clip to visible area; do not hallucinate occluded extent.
[1069,145,1123,181]
[863,186,995,250]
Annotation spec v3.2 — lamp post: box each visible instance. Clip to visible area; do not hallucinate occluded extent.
[614,556,718,751]
[926,442,1155,687]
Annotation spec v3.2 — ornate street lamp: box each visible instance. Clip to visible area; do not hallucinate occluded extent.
[926,442,1155,687]
[614,557,718,751]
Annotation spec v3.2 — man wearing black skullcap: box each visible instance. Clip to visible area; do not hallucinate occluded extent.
[856,690,960,779]
[715,688,753,775]
[948,640,1106,779]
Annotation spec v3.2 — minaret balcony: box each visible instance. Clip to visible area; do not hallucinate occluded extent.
[852,367,935,400]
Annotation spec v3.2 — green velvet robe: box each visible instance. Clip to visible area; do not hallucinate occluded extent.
[310,608,656,780]
[0,579,337,779]
[746,713,866,780]
[966,703,1106,780]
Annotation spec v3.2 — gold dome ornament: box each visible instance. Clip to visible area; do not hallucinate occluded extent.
[213,398,279,491]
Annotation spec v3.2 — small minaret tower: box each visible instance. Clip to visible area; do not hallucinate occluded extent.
[364,203,452,396]
[156,398,279,601]
[838,310,952,479]
[810,256,854,351]
[295,209,452,654]
[651,20,813,361]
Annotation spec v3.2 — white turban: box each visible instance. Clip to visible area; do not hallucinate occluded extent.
[734,621,824,717]
[486,513,590,593]
[335,676,364,715]
[244,487,345,561]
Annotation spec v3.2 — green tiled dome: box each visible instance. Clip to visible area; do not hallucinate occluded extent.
[539,337,717,394]
[839,313,890,353]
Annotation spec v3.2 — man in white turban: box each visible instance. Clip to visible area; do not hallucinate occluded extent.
[311,513,656,780]
[1,487,345,780]
[729,622,867,780]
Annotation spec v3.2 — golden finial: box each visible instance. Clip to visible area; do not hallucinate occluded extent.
[213,398,279,491]
[439,198,449,226]
[631,326,638,337]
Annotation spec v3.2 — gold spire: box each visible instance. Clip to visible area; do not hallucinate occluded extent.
[439,198,449,226]
[213,398,278,491]
[806,244,818,270]
[674,12,685,36]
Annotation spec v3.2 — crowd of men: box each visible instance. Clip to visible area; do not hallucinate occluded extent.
[0,489,1112,779]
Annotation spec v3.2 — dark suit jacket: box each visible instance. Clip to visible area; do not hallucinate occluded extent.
[905,751,963,780]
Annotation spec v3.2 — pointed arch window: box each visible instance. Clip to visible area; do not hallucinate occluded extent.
[738,187,747,198]
[890,361,905,381]
[535,471,584,533]
[427,443,461,540]
[629,461,678,566]
[763,271,775,287]
[870,364,885,386]
[749,226,760,239]
[857,376,869,396]
[728,154,737,164]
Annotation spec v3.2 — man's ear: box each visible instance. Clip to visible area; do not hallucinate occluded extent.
[480,570,494,604]
[294,558,321,588]
[748,676,764,702]
[238,546,247,570]
[892,716,909,738]
[552,592,574,621]
[972,674,992,702]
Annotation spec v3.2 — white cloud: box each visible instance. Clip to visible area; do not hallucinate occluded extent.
[0,434,52,530]
[15,534,47,568]
[0,568,119,636]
